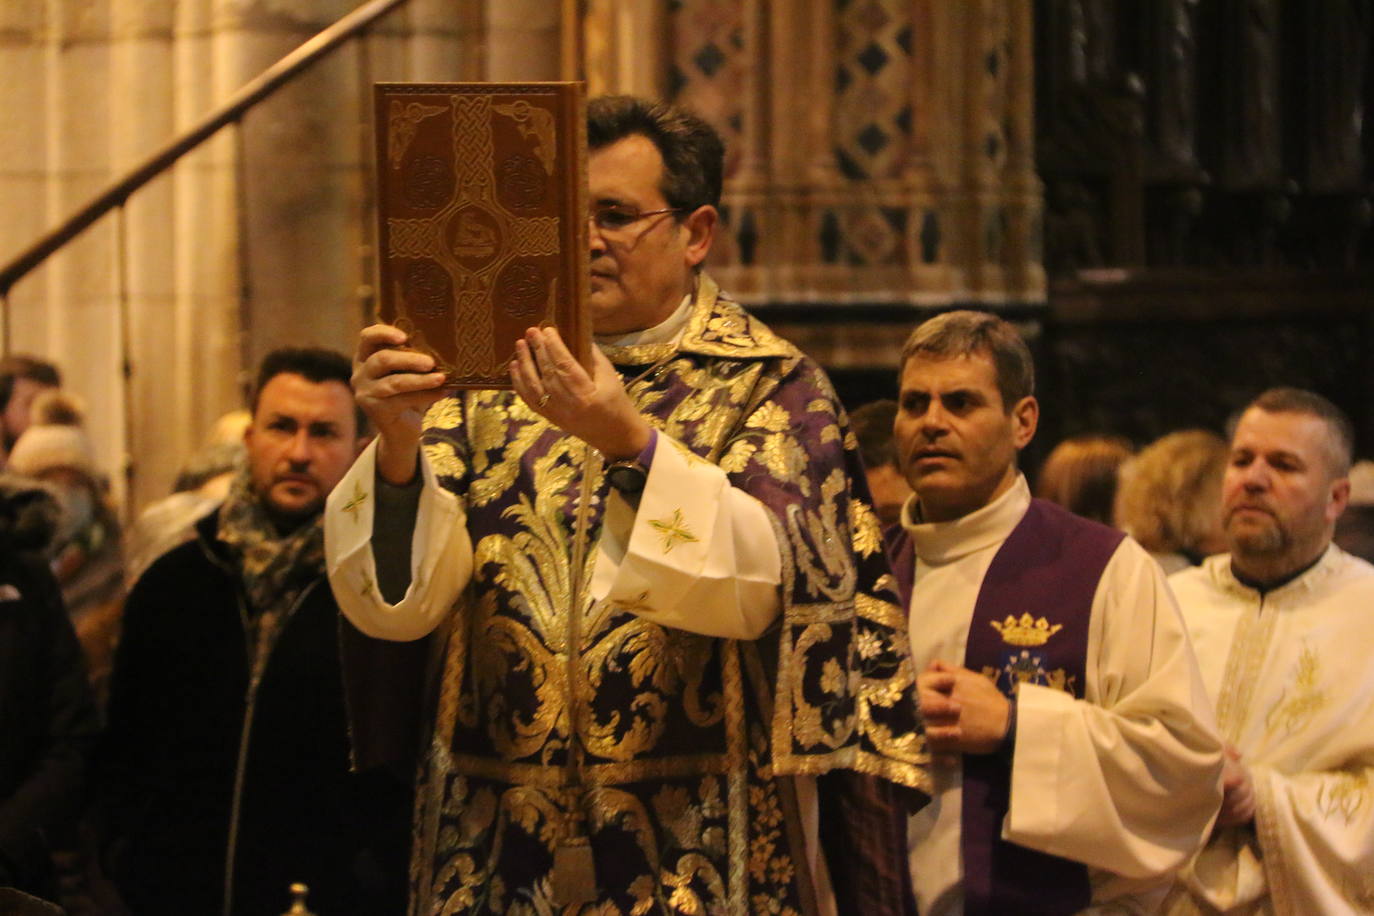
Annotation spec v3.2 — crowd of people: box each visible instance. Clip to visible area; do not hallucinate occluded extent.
[2,94,1370,916]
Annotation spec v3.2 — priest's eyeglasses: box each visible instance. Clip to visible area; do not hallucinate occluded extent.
[589,207,684,232]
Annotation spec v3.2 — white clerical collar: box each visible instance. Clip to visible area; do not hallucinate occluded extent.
[901,474,1031,565]
[594,292,694,349]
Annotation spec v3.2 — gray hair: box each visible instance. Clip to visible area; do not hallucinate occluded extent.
[1230,387,1354,477]
[900,310,1034,409]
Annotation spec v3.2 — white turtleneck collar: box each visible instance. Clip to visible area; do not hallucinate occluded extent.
[900,474,1031,566]
[593,292,694,350]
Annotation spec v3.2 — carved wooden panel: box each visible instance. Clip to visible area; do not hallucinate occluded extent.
[578,0,1044,310]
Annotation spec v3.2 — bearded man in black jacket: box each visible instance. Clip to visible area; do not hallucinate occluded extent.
[101,348,411,916]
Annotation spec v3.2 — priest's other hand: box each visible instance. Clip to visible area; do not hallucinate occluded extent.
[353,324,449,485]
[918,659,1011,756]
[1216,744,1256,828]
[510,326,652,461]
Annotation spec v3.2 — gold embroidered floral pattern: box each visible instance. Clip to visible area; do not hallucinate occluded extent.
[649,509,699,553]
[1266,646,1329,736]
[408,271,929,913]
[746,401,791,433]
[850,498,882,557]
[422,437,467,481]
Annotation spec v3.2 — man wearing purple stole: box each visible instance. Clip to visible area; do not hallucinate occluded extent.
[325,96,929,915]
[886,310,1224,914]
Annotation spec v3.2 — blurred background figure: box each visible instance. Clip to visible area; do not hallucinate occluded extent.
[7,391,124,703]
[1035,433,1134,525]
[125,409,250,585]
[1114,429,1229,575]
[1333,459,1374,564]
[850,398,913,527]
[0,473,100,906]
[0,355,61,467]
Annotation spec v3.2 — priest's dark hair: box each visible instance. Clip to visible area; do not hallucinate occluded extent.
[900,310,1036,410]
[587,95,724,214]
[249,347,367,435]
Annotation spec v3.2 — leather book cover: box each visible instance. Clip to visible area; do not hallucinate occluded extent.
[375,82,589,389]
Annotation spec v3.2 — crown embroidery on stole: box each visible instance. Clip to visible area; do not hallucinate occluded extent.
[989,612,1064,646]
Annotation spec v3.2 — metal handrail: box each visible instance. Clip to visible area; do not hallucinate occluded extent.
[0,0,407,298]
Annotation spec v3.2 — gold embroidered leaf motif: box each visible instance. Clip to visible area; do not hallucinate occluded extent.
[423,395,463,430]
[746,401,791,433]
[672,395,715,426]
[855,590,906,630]
[423,438,467,480]
[855,630,884,660]
[786,469,857,602]
[466,401,510,473]
[580,621,677,759]
[821,425,841,444]
[851,498,882,557]
[698,775,726,819]
[652,785,702,852]
[806,398,836,416]
[1317,770,1368,824]
[759,432,809,485]
[469,416,551,507]
[843,429,858,451]
[649,508,699,553]
[1266,646,1329,736]
[457,786,498,844]
[340,478,367,523]
[820,658,846,695]
[689,402,740,454]
[718,439,757,474]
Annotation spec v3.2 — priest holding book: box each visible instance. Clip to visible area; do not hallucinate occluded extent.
[325,94,930,915]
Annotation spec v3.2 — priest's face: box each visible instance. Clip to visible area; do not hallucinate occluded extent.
[895,350,1037,523]
[586,134,715,336]
[1222,407,1349,570]
[245,372,362,529]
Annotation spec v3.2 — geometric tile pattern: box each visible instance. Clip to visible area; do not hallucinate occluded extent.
[834,0,914,180]
[666,0,749,181]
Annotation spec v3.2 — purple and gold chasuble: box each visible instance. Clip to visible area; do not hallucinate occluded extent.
[887,499,1123,916]
[409,277,930,915]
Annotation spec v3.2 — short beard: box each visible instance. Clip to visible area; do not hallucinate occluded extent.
[262,498,323,535]
[1229,522,1287,558]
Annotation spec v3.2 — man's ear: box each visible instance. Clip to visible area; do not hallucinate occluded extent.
[1327,475,1351,524]
[1010,396,1038,450]
[681,205,717,269]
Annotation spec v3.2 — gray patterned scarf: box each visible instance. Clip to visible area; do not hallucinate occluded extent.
[216,468,325,677]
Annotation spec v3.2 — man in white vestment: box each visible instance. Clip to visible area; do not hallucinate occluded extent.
[1167,387,1374,914]
[887,310,1224,914]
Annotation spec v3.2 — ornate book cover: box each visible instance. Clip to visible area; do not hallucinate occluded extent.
[375,82,589,389]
